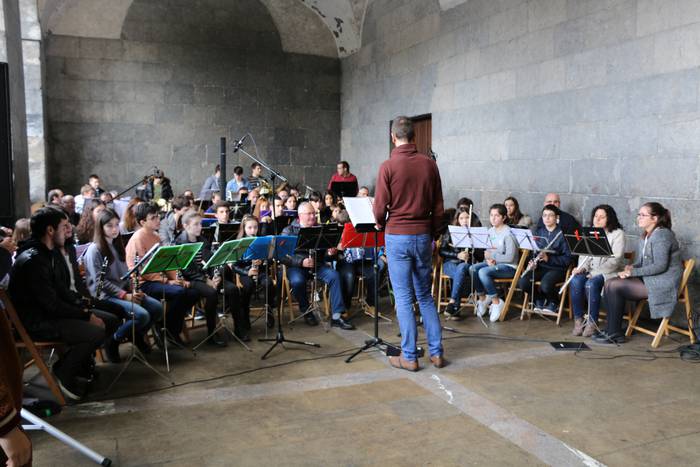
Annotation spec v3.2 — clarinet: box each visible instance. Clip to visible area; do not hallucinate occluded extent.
[95,256,109,299]
[132,254,140,297]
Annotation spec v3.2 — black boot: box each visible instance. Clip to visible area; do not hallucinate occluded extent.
[104,334,122,363]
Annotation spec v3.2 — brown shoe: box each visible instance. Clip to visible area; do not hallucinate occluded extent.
[582,321,597,337]
[572,318,584,336]
[429,355,446,368]
[388,355,419,372]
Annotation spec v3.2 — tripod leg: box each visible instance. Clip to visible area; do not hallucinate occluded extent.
[345,339,374,363]
[261,340,280,360]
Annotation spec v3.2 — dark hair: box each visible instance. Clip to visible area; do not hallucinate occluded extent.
[456,197,474,210]
[452,207,472,226]
[338,161,350,171]
[30,207,66,239]
[309,191,322,202]
[391,116,415,141]
[76,199,105,244]
[590,204,622,232]
[233,166,243,176]
[135,202,159,224]
[251,162,261,170]
[171,195,188,211]
[642,202,672,230]
[123,197,143,232]
[489,203,507,219]
[94,208,125,263]
[214,164,220,173]
[210,190,221,201]
[324,191,337,206]
[504,196,524,224]
[542,204,561,216]
[89,174,99,180]
[47,188,63,203]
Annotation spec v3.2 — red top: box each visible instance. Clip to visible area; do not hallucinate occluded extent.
[373,143,444,237]
[327,173,358,191]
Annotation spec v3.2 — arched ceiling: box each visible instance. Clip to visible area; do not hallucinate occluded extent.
[38,0,368,58]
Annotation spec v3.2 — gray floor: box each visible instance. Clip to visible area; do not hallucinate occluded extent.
[25,301,700,466]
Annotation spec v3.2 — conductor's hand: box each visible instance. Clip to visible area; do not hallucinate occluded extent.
[302,257,315,268]
[0,426,32,467]
[457,251,469,262]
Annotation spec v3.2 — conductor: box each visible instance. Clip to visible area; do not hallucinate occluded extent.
[373,116,446,371]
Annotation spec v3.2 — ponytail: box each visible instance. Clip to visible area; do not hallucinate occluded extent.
[642,202,672,230]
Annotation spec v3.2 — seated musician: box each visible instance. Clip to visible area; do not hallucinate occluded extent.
[456,197,482,227]
[9,208,106,401]
[126,203,199,347]
[273,196,285,218]
[213,201,233,243]
[535,192,581,233]
[596,202,682,344]
[248,162,265,190]
[120,197,144,234]
[357,186,370,197]
[517,205,572,315]
[569,205,625,337]
[225,166,250,201]
[76,199,106,244]
[327,161,358,193]
[176,210,239,347]
[281,202,355,330]
[440,207,483,318]
[233,215,277,336]
[204,191,222,214]
[284,195,298,212]
[199,164,220,201]
[469,204,520,322]
[86,208,162,355]
[143,169,174,203]
[159,195,190,245]
[504,196,533,228]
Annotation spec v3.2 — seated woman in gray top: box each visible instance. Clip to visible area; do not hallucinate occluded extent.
[470,204,520,322]
[595,202,682,344]
[570,205,625,337]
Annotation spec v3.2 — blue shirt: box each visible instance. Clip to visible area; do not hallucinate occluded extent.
[225,177,251,199]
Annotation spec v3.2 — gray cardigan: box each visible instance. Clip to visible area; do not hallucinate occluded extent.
[629,227,682,319]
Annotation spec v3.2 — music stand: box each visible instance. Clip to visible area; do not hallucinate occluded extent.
[215,222,240,243]
[142,243,202,372]
[343,199,397,363]
[273,215,293,235]
[330,181,359,199]
[230,202,250,220]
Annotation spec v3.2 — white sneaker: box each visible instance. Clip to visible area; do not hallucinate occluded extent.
[476,297,492,317]
[489,300,505,322]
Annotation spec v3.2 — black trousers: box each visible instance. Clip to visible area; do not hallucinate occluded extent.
[517,267,565,303]
[338,260,378,309]
[188,279,242,334]
[604,277,648,335]
[140,282,199,336]
[32,318,105,383]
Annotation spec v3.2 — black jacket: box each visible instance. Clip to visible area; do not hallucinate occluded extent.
[174,231,213,282]
[9,240,89,334]
[280,220,334,268]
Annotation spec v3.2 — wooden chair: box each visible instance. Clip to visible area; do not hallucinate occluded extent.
[493,249,529,321]
[625,258,696,348]
[435,258,473,314]
[279,265,329,321]
[0,290,67,406]
[519,265,573,325]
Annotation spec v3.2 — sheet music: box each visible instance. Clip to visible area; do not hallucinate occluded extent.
[343,197,376,226]
[448,226,491,249]
[510,228,540,251]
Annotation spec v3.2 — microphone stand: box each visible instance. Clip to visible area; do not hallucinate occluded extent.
[115,175,150,200]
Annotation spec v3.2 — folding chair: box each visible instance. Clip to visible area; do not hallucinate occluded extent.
[519,265,573,325]
[0,290,66,406]
[494,249,529,321]
[625,258,696,348]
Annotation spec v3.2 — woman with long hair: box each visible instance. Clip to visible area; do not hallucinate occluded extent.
[76,199,106,244]
[504,196,532,227]
[569,205,625,337]
[596,202,682,344]
[120,197,144,234]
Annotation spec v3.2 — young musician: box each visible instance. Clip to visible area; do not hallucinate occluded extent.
[159,195,190,245]
[596,202,682,344]
[225,166,250,200]
[233,215,277,337]
[74,184,95,214]
[120,197,144,234]
[126,203,199,346]
[175,211,234,347]
[248,162,265,190]
[504,196,532,227]
[88,174,105,197]
[327,161,358,192]
[569,205,625,337]
[199,165,221,201]
[518,205,572,314]
[76,199,106,244]
[284,195,298,212]
[86,209,162,354]
[440,208,479,318]
[357,186,370,197]
[469,204,520,322]
[143,169,174,203]
[213,201,234,243]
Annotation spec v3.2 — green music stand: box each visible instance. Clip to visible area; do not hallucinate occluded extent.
[142,243,202,371]
[195,237,255,351]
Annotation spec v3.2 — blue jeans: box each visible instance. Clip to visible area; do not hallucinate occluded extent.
[140,282,199,335]
[471,262,515,297]
[105,295,162,340]
[441,260,470,302]
[569,273,605,321]
[286,264,345,319]
[386,233,442,360]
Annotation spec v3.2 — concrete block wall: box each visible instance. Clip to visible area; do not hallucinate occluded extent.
[44,0,340,196]
[341,0,700,285]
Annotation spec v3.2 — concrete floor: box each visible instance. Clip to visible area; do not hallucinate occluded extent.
[24,300,700,466]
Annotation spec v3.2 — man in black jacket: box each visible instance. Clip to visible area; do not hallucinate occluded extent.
[281,202,354,330]
[9,207,105,401]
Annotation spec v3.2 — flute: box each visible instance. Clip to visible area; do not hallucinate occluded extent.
[520,230,563,279]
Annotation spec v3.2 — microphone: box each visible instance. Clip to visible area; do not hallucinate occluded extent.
[232,134,249,153]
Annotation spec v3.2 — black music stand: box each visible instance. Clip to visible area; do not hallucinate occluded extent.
[215,222,240,243]
[330,181,359,199]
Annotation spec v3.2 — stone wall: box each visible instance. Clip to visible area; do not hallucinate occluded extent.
[341,0,700,276]
[45,0,340,196]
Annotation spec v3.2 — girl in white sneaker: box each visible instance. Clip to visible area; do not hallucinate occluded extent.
[470,204,520,322]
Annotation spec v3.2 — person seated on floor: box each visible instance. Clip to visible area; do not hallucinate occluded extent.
[504,196,532,228]
[126,202,199,347]
[535,192,581,234]
[233,215,277,335]
[159,195,190,245]
[469,204,520,322]
[85,208,162,355]
[569,205,625,338]
[9,207,107,401]
[518,204,572,316]
[440,207,485,318]
[281,202,355,330]
[336,210,385,315]
[595,202,682,345]
[175,210,240,347]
